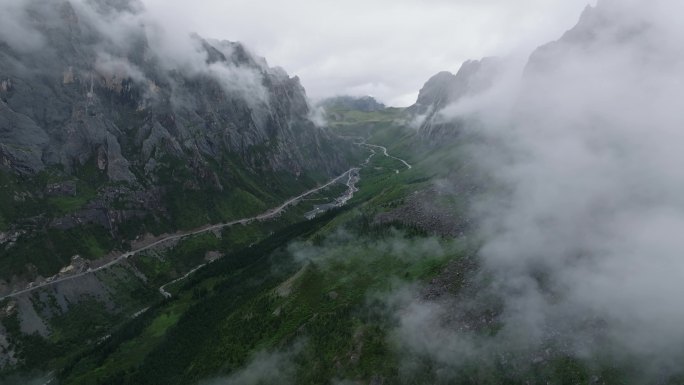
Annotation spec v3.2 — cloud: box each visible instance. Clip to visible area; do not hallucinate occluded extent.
[206,61,268,106]
[287,228,451,269]
[0,1,46,53]
[138,0,597,106]
[70,0,146,50]
[3,0,598,106]
[308,104,327,128]
[94,52,147,83]
[390,0,684,380]
[1,0,271,112]
[199,344,302,385]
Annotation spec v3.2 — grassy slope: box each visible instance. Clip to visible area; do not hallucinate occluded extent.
[0,171,354,379]
[51,112,471,384]
[10,107,633,384]
[0,138,349,282]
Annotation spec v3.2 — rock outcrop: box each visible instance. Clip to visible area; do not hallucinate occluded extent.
[0,0,346,181]
[407,57,503,140]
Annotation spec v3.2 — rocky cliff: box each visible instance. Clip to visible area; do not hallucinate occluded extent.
[407,57,503,140]
[0,0,353,283]
[410,1,659,143]
[0,0,344,179]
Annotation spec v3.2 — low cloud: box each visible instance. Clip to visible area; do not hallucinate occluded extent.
[207,61,268,106]
[288,228,451,269]
[199,343,302,385]
[308,104,327,128]
[1,0,270,110]
[94,52,147,83]
[389,0,684,381]
[0,1,46,53]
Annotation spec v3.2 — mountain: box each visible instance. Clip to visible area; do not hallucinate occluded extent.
[525,2,643,76]
[318,95,386,113]
[396,1,684,383]
[0,0,360,379]
[2,1,680,384]
[407,57,503,140]
[0,0,354,285]
[409,1,659,143]
[0,0,344,179]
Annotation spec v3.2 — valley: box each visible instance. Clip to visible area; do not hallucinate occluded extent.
[0,163,362,302]
[2,1,684,384]
[0,99,436,384]
[44,112,453,385]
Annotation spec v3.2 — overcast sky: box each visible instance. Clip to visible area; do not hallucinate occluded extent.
[140,0,596,106]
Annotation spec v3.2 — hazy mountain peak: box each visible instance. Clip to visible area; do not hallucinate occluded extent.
[318,95,386,112]
[0,0,346,181]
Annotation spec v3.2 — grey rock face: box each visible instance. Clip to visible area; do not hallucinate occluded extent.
[0,100,50,174]
[0,0,353,288]
[408,58,503,140]
[408,71,459,116]
[0,0,345,182]
[525,2,650,77]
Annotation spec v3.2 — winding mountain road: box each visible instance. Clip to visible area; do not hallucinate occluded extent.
[159,263,207,298]
[158,138,413,295]
[0,168,356,301]
[1,138,413,301]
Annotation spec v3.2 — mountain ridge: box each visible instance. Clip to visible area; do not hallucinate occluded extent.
[0,0,358,287]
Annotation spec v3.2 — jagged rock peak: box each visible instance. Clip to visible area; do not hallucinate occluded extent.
[524,0,660,77]
[412,71,457,113]
[0,0,347,181]
[409,57,501,116]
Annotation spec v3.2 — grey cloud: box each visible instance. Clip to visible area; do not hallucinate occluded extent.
[199,344,302,385]
[308,104,327,128]
[141,28,270,108]
[3,0,598,106]
[139,0,596,106]
[391,0,684,380]
[206,61,268,106]
[287,228,452,268]
[72,0,145,49]
[1,0,596,106]
[2,0,270,109]
[0,1,46,53]
[94,52,147,82]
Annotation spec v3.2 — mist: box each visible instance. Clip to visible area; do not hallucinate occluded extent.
[0,1,45,53]
[198,347,299,385]
[391,0,684,380]
[139,0,597,106]
[4,0,684,382]
[0,0,271,110]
